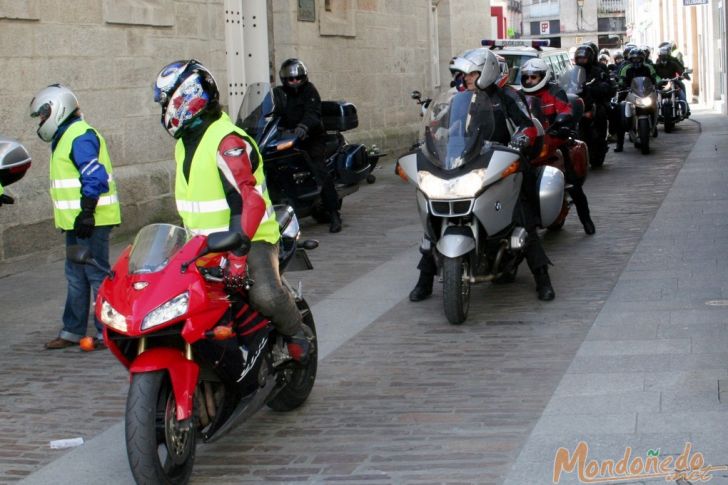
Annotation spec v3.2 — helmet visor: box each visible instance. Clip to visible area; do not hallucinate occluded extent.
[30,102,51,123]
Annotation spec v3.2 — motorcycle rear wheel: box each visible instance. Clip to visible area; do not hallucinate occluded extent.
[664,119,675,133]
[443,256,470,325]
[638,118,651,155]
[267,300,318,412]
[126,371,196,485]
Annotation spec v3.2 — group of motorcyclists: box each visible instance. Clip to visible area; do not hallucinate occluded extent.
[408,39,691,306]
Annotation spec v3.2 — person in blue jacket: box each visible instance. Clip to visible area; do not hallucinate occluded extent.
[30,84,121,351]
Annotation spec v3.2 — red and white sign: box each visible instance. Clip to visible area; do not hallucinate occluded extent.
[540,21,550,35]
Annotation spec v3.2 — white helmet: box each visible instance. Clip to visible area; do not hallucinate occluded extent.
[29,84,79,142]
[520,58,551,93]
[449,48,501,90]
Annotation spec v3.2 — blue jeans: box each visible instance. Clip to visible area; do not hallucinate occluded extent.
[60,226,112,342]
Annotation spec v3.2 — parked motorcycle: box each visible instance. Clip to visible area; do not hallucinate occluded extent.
[525,97,589,231]
[622,76,658,154]
[68,206,318,484]
[236,82,383,223]
[0,135,33,204]
[560,66,608,168]
[396,89,564,324]
[658,69,692,133]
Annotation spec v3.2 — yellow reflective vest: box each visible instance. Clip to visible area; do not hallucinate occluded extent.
[174,113,279,244]
[49,120,121,230]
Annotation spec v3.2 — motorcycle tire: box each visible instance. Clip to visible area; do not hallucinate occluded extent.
[664,120,675,133]
[638,118,651,155]
[126,371,196,485]
[267,299,318,412]
[442,256,470,325]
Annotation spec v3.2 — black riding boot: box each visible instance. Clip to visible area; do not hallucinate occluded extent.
[569,186,595,235]
[409,270,434,302]
[533,266,555,301]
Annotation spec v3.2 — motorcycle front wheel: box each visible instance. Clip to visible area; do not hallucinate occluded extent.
[664,118,675,133]
[126,371,196,485]
[638,118,651,154]
[443,256,470,325]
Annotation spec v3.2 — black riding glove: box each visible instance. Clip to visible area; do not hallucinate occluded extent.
[73,196,97,239]
[0,194,14,206]
[293,124,308,140]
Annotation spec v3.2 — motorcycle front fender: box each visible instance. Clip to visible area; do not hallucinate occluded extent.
[129,347,200,421]
[436,231,475,258]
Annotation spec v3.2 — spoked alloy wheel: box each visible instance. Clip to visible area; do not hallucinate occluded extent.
[442,256,470,325]
[126,371,196,485]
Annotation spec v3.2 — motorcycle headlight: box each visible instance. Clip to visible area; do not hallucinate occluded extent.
[141,292,190,330]
[418,169,487,199]
[635,97,653,108]
[100,300,128,333]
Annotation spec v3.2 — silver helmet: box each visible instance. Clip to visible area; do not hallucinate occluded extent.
[449,48,500,90]
[29,84,79,143]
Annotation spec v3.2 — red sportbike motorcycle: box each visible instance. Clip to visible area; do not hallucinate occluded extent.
[526,96,589,230]
[68,206,318,485]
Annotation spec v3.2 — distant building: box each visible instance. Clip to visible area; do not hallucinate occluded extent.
[519,0,627,48]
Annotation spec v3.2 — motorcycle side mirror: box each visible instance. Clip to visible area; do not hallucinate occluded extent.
[411,90,422,100]
[67,245,114,278]
[684,68,692,75]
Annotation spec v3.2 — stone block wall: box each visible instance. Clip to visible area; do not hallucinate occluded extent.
[0,0,226,270]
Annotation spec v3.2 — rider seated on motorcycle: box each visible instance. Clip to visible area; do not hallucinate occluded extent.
[614,49,660,152]
[573,44,614,160]
[520,58,596,235]
[153,59,310,362]
[410,48,557,303]
[273,58,342,233]
[655,45,690,118]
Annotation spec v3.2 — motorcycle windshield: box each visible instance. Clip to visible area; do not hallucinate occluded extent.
[421,90,494,171]
[560,66,587,96]
[631,77,655,97]
[128,224,192,275]
[236,82,275,139]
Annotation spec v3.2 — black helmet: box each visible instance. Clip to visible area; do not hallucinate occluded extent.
[574,45,595,67]
[623,43,637,59]
[657,45,671,63]
[628,48,646,68]
[279,58,309,91]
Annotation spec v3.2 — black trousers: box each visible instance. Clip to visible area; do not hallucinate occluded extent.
[300,137,339,214]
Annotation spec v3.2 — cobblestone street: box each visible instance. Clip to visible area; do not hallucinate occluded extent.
[2,115,722,484]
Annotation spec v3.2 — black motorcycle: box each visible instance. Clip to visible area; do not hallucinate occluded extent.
[657,69,691,133]
[236,82,383,223]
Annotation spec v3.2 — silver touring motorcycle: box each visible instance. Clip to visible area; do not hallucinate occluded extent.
[397,89,564,324]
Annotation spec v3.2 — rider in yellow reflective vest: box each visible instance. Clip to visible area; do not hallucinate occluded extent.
[154,60,309,362]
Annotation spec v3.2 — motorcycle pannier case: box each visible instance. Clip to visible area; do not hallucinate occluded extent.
[335,144,370,185]
[0,136,32,187]
[535,165,565,227]
[322,101,359,132]
[568,139,589,181]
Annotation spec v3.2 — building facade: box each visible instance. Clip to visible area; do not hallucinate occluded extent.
[519,0,627,48]
[0,0,490,267]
